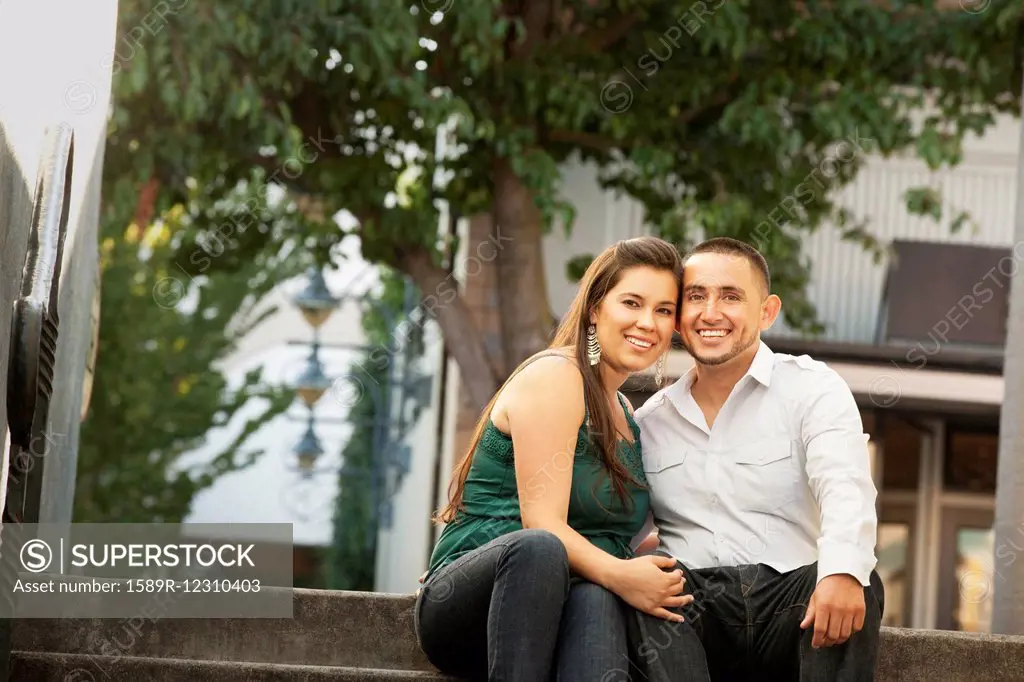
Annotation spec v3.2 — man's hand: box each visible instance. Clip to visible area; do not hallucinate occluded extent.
[799,574,865,648]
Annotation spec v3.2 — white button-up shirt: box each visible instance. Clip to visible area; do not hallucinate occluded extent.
[633,341,878,586]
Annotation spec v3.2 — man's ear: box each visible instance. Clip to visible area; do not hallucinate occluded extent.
[760,294,782,331]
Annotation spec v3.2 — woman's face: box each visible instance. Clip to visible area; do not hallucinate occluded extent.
[590,265,679,374]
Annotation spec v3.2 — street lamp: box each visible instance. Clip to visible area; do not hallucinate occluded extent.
[294,344,332,408]
[292,268,339,328]
[292,416,325,474]
[284,266,429,524]
[288,266,339,475]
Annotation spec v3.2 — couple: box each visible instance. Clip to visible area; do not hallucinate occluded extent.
[414,236,884,681]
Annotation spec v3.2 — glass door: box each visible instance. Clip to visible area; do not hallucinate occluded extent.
[937,508,994,632]
[876,503,915,627]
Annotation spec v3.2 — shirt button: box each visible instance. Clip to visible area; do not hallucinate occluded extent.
[711,495,718,505]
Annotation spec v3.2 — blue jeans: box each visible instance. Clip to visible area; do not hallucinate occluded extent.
[556,580,710,682]
[414,529,571,681]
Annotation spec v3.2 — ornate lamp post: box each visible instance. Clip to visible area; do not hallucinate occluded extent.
[289,267,339,477]
[285,266,427,536]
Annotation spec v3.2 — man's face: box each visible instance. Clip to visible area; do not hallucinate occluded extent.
[678,252,780,367]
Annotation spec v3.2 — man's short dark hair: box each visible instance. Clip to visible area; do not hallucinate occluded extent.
[686,237,771,295]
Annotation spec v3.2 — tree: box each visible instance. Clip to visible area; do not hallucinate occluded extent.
[74,180,306,522]
[109,0,1022,415]
[991,65,1024,634]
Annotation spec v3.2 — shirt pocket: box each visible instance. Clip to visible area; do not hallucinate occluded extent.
[642,447,695,506]
[732,438,799,514]
[642,447,687,475]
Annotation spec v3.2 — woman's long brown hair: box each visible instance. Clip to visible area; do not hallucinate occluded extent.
[433,236,683,524]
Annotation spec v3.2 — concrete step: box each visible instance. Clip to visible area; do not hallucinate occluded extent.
[11,652,459,681]
[12,587,432,671]
[12,587,1024,681]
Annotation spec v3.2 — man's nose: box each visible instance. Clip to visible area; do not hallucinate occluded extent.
[701,301,723,322]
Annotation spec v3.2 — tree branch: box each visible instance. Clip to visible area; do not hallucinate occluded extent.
[396,246,500,412]
[677,87,737,125]
[511,0,553,58]
[545,129,620,151]
[132,176,161,239]
[580,13,640,52]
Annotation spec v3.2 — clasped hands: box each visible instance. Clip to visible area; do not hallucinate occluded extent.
[613,554,693,623]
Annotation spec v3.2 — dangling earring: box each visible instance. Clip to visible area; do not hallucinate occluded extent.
[586,324,602,365]
[655,352,667,386]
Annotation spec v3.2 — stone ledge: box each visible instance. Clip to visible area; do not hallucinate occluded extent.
[10,652,456,681]
[12,588,1024,681]
[877,626,1024,681]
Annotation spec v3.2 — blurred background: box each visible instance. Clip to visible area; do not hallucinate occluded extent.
[2,0,1024,639]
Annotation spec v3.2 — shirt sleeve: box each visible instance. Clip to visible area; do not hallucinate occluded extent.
[800,369,878,587]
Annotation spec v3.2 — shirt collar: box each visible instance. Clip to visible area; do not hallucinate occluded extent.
[666,340,776,407]
[748,340,775,387]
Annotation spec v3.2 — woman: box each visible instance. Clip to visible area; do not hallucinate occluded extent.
[414,236,693,681]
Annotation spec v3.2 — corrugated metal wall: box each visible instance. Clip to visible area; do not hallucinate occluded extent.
[770,154,1018,343]
[549,121,1020,344]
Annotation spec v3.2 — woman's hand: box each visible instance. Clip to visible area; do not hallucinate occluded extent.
[607,554,693,622]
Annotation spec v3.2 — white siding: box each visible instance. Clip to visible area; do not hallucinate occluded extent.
[546,115,1022,344]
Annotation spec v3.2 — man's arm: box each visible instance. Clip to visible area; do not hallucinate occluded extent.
[801,369,878,587]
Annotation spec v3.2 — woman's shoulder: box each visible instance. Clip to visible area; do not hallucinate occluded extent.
[492,348,585,422]
[514,348,583,385]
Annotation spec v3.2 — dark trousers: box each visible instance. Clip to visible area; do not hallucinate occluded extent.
[624,558,885,681]
[414,528,572,681]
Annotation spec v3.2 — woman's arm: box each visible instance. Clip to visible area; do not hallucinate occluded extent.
[503,357,684,619]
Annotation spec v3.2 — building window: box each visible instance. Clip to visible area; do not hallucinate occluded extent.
[876,522,911,627]
[880,417,923,491]
[944,430,998,494]
[953,527,994,632]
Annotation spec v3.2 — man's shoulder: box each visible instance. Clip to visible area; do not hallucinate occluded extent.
[633,385,674,424]
[770,350,850,396]
[773,350,836,377]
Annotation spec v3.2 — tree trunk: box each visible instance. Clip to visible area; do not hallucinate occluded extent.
[990,70,1024,634]
[398,247,501,412]
[492,158,556,375]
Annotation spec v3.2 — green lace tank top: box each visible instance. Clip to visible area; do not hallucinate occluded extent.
[426,392,649,578]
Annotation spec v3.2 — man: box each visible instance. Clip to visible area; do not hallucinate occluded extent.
[630,237,884,681]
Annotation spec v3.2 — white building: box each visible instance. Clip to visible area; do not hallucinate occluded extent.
[181,232,447,592]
